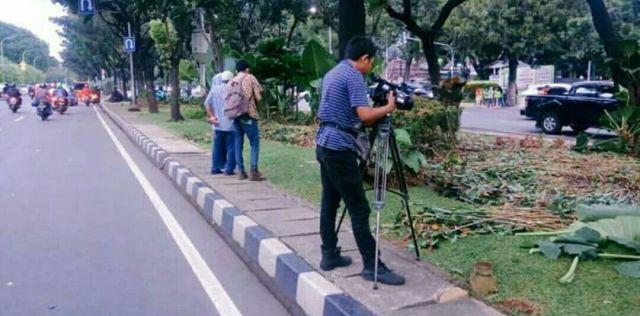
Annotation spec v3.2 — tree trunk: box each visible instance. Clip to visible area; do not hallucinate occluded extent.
[585,0,638,106]
[338,0,366,60]
[507,56,518,108]
[286,17,300,47]
[121,67,128,100]
[144,65,158,113]
[403,57,413,83]
[169,59,183,121]
[420,36,441,86]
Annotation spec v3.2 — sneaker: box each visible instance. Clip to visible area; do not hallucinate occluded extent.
[320,248,352,271]
[224,171,235,176]
[211,169,223,175]
[362,262,405,286]
[249,171,266,181]
[238,172,248,180]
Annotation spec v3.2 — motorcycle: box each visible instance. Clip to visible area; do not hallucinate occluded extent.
[8,96,21,113]
[51,96,68,114]
[36,102,52,121]
[83,92,100,106]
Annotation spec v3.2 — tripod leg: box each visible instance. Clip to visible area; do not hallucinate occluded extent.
[389,130,421,260]
[335,205,347,235]
[373,210,381,290]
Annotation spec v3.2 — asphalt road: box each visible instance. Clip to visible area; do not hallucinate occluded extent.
[0,98,289,316]
[460,105,615,138]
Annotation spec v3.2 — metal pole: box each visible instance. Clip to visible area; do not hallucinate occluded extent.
[1,35,18,65]
[587,60,592,81]
[128,22,137,107]
[328,27,332,54]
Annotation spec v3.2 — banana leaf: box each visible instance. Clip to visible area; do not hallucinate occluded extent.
[576,204,640,222]
[570,216,640,252]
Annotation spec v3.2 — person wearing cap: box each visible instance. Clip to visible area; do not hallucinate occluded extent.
[205,71,236,175]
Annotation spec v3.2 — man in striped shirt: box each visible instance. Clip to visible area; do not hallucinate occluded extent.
[316,37,405,285]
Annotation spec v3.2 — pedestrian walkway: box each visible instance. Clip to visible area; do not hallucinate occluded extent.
[104,103,502,316]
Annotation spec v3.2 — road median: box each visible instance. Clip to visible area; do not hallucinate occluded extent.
[99,102,502,316]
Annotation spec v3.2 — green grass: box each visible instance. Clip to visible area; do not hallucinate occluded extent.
[137,105,640,316]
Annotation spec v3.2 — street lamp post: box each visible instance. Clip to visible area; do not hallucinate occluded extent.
[434,42,455,77]
[403,32,456,78]
[1,35,18,65]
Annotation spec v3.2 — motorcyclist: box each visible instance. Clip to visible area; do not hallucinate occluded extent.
[6,84,21,98]
[33,84,51,107]
[53,84,69,98]
[108,88,124,102]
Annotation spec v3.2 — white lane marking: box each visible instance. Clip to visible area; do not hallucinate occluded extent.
[92,106,242,316]
[14,116,24,122]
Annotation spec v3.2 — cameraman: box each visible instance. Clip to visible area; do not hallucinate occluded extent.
[316,37,404,285]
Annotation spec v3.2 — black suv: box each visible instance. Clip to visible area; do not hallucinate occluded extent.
[522,81,620,134]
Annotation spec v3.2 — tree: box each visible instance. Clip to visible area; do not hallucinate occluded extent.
[53,0,160,113]
[338,0,366,59]
[0,21,56,71]
[383,0,468,86]
[585,0,640,106]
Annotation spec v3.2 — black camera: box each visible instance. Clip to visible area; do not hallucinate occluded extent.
[369,74,415,110]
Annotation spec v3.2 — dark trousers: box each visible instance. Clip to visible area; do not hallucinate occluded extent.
[316,146,376,268]
[234,117,260,172]
[212,130,236,174]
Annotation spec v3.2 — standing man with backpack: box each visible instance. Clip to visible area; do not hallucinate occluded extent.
[225,60,264,181]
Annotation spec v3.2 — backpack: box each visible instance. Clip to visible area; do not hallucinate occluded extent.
[224,75,252,119]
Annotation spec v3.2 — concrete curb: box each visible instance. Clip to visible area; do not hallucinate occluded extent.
[99,104,372,316]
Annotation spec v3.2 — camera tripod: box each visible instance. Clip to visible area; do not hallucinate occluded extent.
[335,116,420,289]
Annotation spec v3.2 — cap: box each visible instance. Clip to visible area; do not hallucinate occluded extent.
[220,71,234,82]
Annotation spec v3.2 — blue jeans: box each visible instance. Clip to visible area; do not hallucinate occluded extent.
[234,117,260,172]
[212,130,236,174]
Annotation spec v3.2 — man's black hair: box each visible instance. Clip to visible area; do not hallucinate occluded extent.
[236,60,250,72]
[345,37,377,61]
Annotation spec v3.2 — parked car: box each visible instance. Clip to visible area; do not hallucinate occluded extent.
[407,82,435,99]
[521,81,620,134]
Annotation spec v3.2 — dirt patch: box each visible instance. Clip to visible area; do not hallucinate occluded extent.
[497,298,542,315]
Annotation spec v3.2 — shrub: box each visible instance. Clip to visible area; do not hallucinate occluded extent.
[182,105,207,120]
[393,97,460,154]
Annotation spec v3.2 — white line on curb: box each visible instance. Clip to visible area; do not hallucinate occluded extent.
[92,106,242,316]
[14,116,24,122]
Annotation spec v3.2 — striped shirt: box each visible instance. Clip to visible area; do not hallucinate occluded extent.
[316,61,370,152]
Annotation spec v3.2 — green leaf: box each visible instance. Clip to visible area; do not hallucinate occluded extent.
[394,129,413,147]
[576,204,640,222]
[301,39,335,81]
[609,237,640,253]
[559,243,599,259]
[401,150,426,173]
[573,227,601,243]
[536,241,562,259]
[570,216,640,248]
[615,261,640,278]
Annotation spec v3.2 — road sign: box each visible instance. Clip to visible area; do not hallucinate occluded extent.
[123,37,136,53]
[78,0,95,15]
[191,32,212,63]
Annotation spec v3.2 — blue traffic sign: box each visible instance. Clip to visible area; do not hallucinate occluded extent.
[78,0,95,15]
[123,37,136,53]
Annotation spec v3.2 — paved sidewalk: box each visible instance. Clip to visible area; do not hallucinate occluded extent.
[104,103,502,316]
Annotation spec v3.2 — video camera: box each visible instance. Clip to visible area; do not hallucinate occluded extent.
[369,74,415,110]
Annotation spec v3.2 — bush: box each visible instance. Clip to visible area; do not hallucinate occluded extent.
[261,123,316,147]
[182,105,207,120]
[393,97,460,154]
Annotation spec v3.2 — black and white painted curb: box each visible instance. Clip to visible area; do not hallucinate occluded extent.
[99,104,373,316]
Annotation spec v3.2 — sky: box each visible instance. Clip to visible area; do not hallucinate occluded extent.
[0,0,67,60]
